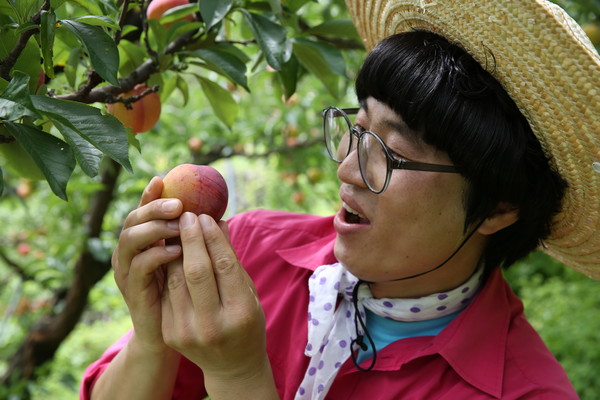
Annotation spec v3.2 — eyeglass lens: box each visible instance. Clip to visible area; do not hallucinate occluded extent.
[325,108,389,192]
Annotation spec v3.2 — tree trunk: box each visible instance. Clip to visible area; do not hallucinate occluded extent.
[1,159,122,392]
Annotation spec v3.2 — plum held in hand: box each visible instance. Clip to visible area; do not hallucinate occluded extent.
[161,164,229,221]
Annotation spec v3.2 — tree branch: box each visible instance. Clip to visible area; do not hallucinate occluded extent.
[0,0,51,80]
[192,138,321,165]
[55,30,198,103]
[2,158,122,387]
[0,247,34,281]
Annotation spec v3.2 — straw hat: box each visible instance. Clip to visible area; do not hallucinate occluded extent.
[344,0,600,279]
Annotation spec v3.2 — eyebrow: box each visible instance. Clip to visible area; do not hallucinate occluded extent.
[361,99,425,149]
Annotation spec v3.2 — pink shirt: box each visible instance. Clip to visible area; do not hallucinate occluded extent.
[81,209,578,399]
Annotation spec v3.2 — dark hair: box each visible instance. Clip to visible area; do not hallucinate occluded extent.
[355,31,567,269]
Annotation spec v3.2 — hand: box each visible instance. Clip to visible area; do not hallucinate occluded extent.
[161,213,269,381]
[112,176,183,353]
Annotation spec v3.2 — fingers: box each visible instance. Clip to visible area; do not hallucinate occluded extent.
[176,213,221,314]
[116,218,181,278]
[138,176,163,207]
[199,215,257,304]
[127,244,181,295]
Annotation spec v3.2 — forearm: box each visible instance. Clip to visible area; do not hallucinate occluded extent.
[203,356,279,400]
[90,333,181,400]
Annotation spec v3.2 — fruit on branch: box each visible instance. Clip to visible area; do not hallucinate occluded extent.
[147,0,194,27]
[291,190,305,205]
[17,242,30,256]
[107,84,161,134]
[16,179,34,199]
[187,137,204,154]
[161,164,229,221]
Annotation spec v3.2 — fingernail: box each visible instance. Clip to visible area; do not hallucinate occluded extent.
[162,199,179,212]
[199,214,214,230]
[180,212,196,229]
[165,244,180,253]
[167,220,179,230]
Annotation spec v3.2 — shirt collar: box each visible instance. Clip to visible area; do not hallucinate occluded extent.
[276,229,337,271]
[433,267,513,398]
[277,229,514,398]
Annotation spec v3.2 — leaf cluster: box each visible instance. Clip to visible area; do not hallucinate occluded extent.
[0,0,363,200]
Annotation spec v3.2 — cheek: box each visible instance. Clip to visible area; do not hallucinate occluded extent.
[376,175,467,237]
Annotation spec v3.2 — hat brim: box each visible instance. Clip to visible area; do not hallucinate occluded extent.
[344,0,600,278]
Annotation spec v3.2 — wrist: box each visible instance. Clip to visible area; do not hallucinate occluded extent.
[203,356,278,400]
[129,331,179,359]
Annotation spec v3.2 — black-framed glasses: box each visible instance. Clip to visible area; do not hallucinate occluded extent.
[323,106,459,193]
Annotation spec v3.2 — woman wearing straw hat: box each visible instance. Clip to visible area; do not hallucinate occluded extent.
[81,1,598,399]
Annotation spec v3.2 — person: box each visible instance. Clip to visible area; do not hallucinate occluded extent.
[81,0,599,399]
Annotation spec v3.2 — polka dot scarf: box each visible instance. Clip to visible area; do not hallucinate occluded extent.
[295,262,484,400]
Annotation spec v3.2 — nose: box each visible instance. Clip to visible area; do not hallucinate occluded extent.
[337,144,365,188]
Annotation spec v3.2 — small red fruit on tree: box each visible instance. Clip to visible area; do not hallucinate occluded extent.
[161,164,229,221]
[187,137,204,153]
[107,84,161,134]
[18,242,30,256]
[147,0,194,27]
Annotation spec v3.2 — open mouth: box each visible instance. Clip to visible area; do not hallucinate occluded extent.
[342,202,370,224]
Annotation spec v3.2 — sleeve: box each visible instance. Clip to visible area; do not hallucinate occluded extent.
[79,330,133,400]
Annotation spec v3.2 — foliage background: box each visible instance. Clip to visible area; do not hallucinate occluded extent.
[0,0,598,399]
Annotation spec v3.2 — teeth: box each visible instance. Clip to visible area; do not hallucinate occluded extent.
[342,202,366,219]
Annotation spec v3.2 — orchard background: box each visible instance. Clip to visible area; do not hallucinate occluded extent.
[0,0,598,399]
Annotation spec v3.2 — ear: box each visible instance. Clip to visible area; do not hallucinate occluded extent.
[477,202,520,235]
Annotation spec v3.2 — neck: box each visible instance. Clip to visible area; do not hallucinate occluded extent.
[369,232,487,299]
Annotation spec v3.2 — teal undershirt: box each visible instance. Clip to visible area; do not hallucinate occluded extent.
[356,309,463,364]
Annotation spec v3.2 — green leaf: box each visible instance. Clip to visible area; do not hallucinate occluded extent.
[283,0,310,13]
[30,96,132,173]
[147,18,168,56]
[40,10,57,79]
[15,21,38,35]
[59,19,120,87]
[0,166,3,196]
[118,40,146,77]
[199,0,233,30]
[176,75,189,106]
[160,3,198,25]
[64,47,84,89]
[4,121,75,200]
[293,38,346,76]
[72,15,119,30]
[0,72,39,120]
[197,76,238,129]
[127,130,141,153]
[191,48,249,91]
[276,55,299,100]
[240,10,289,70]
[305,19,360,40]
[60,0,103,16]
[51,118,103,177]
[292,38,345,98]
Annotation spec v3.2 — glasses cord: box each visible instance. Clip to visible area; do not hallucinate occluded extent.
[348,219,485,372]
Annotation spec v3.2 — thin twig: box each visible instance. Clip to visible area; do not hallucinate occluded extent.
[55,30,197,103]
[105,85,159,109]
[0,247,34,281]
[114,0,132,45]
